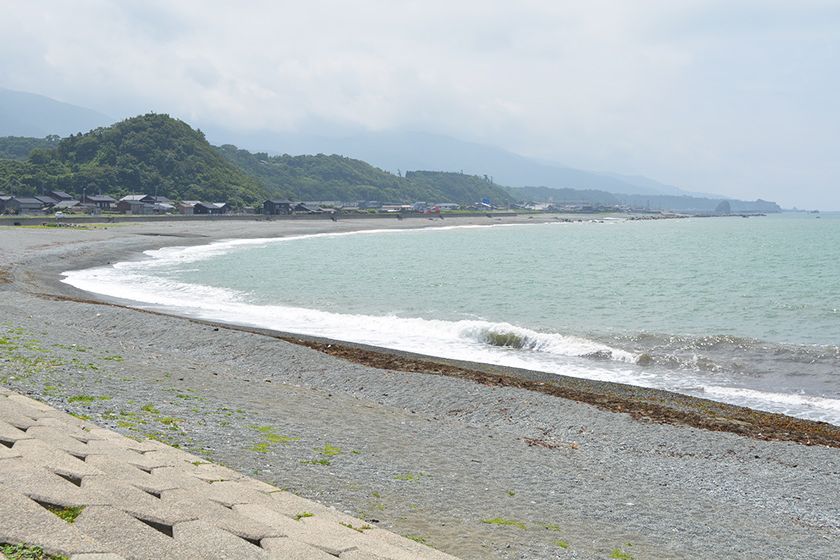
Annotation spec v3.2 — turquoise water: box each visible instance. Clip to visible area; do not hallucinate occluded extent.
[63,213,840,423]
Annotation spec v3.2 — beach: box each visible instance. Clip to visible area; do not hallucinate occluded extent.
[1,215,838,559]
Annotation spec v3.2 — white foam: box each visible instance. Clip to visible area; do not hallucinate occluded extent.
[701,386,840,424]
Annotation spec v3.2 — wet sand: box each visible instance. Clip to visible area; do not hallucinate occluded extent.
[1,215,838,559]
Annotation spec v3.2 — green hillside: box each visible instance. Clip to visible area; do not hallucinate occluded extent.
[0,114,514,206]
[217,145,513,204]
[0,136,59,160]
[0,114,266,207]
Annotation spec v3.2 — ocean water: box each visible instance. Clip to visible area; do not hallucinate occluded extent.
[63,213,840,424]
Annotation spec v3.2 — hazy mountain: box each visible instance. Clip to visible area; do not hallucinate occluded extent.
[0,88,112,137]
[202,126,701,197]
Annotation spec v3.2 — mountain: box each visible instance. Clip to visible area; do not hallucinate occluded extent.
[216,145,512,204]
[202,127,697,197]
[508,185,781,213]
[0,88,112,137]
[0,114,266,207]
[0,115,512,206]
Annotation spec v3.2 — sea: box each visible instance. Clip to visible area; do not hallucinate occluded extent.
[62,213,840,425]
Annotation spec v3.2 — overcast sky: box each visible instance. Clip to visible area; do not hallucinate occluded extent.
[2,1,839,209]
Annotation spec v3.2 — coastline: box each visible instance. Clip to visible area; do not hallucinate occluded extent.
[2,214,839,559]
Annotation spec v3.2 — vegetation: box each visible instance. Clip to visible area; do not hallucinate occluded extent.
[609,548,634,560]
[339,521,373,533]
[41,504,84,523]
[293,512,314,521]
[0,543,68,560]
[481,517,527,529]
[0,114,515,207]
[0,136,59,160]
[217,145,513,204]
[0,114,266,207]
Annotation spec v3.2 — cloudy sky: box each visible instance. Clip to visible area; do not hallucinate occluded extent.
[2,1,839,209]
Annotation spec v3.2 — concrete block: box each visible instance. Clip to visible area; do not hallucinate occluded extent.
[201,479,276,508]
[25,425,93,456]
[161,488,282,542]
[81,476,197,527]
[12,438,102,478]
[0,462,106,507]
[261,537,337,559]
[234,503,361,556]
[0,490,106,557]
[7,393,53,412]
[173,519,271,559]
[0,419,31,446]
[73,505,195,560]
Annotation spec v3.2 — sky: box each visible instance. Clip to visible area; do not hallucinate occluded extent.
[1,1,839,209]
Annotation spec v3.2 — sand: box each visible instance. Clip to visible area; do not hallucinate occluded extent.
[1,214,838,559]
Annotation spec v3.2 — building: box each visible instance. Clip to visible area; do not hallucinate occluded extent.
[83,194,116,210]
[34,195,58,208]
[293,202,323,213]
[178,200,200,215]
[53,200,84,213]
[193,202,229,215]
[263,199,293,215]
[49,190,74,201]
[4,197,45,215]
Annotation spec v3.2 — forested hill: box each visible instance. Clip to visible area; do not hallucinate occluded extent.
[0,136,60,160]
[216,145,513,204]
[0,114,513,206]
[0,114,266,207]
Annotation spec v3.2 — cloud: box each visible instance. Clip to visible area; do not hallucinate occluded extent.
[1,0,838,208]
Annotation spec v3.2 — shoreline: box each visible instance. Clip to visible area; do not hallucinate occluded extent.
[47,214,840,441]
[2,214,839,559]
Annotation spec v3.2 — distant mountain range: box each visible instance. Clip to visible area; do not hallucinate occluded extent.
[0,88,779,213]
[201,126,725,198]
[1,87,720,199]
[0,88,112,137]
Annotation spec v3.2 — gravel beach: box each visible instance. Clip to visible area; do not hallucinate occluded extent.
[1,215,838,560]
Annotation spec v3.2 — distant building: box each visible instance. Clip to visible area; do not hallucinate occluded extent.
[34,195,59,208]
[263,199,293,215]
[293,203,322,213]
[120,194,156,204]
[53,200,84,213]
[4,197,45,215]
[49,190,74,201]
[178,200,200,215]
[193,202,229,215]
[435,203,461,211]
[83,194,116,210]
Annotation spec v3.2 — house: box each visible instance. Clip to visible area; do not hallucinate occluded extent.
[49,190,74,201]
[4,197,45,215]
[83,194,116,210]
[293,202,322,213]
[435,203,461,211]
[116,200,153,214]
[120,194,156,204]
[53,200,84,213]
[263,199,293,215]
[0,196,12,214]
[178,200,200,215]
[34,195,59,208]
[193,202,229,215]
[153,202,176,214]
